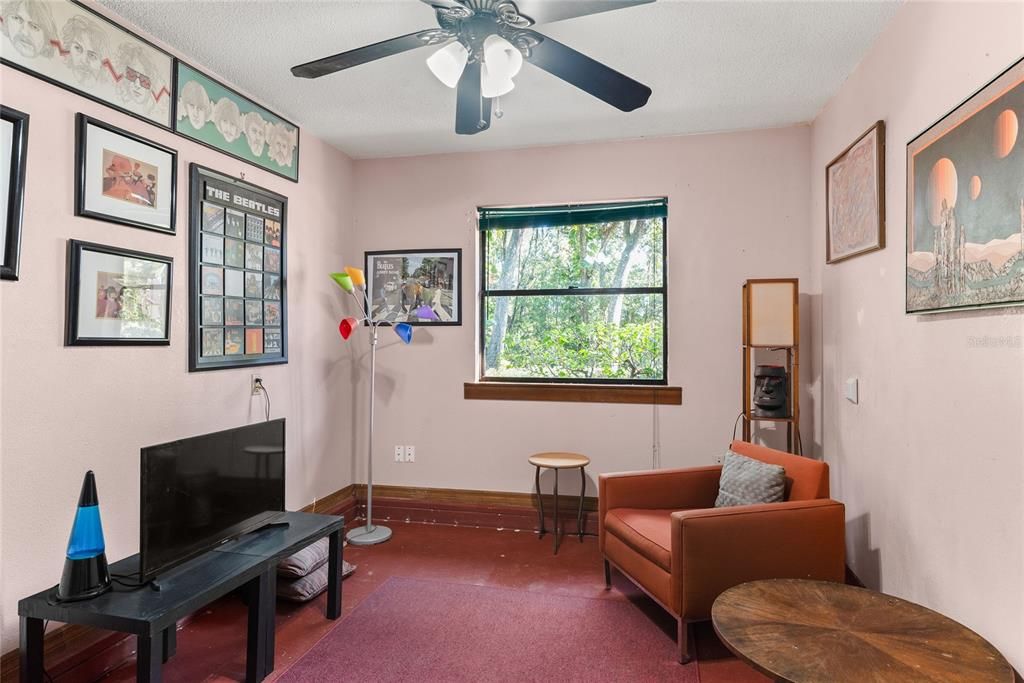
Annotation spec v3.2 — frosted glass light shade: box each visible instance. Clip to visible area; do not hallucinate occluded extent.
[481,63,514,98]
[483,34,522,80]
[427,42,469,88]
[747,280,797,347]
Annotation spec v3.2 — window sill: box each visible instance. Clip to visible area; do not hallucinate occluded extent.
[463,382,682,405]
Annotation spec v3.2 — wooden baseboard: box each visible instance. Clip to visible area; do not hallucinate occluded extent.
[301,484,357,515]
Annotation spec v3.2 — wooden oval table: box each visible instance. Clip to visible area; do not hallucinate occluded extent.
[528,452,590,555]
[711,579,1014,683]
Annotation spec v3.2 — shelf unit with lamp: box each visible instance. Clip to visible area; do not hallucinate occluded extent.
[741,278,801,454]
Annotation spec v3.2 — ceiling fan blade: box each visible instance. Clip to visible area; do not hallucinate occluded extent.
[419,0,474,14]
[523,31,651,112]
[455,60,491,135]
[509,0,654,26]
[292,30,442,79]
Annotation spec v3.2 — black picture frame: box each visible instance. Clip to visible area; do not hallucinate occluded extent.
[65,239,173,345]
[0,0,175,130]
[1,105,29,281]
[74,113,177,234]
[189,163,288,371]
[364,248,462,326]
[173,60,300,183]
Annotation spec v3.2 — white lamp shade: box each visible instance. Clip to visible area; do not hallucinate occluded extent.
[481,63,515,98]
[483,34,523,80]
[427,42,469,88]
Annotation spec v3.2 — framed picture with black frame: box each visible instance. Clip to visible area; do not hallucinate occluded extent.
[1,105,29,281]
[75,113,177,234]
[64,239,172,345]
[188,163,287,371]
[364,249,462,325]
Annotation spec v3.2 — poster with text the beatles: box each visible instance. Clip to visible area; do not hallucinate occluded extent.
[189,164,286,371]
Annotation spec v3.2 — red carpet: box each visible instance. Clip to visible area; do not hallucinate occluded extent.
[277,577,700,682]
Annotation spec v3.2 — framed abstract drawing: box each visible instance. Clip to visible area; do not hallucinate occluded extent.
[826,120,885,264]
[907,57,1024,314]
[189,164,287,371]
[64,239,172,345]
[364,249,462,325]
[74,113,177,234]
[175,62,299,182]
[1,105,29,281]
[0,0,173,128]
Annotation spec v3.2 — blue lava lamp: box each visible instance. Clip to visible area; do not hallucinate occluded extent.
[57,471,111,601]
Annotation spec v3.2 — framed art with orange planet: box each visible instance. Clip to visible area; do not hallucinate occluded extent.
[826,120,885,264]
[907,57,1023,314]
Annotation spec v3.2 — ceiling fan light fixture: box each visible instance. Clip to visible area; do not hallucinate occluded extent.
[481,63,515,98]
[426,41,468,88]
[483,34,523,80]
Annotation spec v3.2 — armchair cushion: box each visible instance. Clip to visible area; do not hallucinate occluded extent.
[714,450,786,507]
[604,508,675,571]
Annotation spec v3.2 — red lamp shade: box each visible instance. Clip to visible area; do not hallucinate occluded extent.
[338,317,358,340]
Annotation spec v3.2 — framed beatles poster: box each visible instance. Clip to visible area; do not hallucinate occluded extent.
[1,105,29,281]
[0,0,173,128]
[188,164,287,371]
[364,249,461,325]
[175,62,299,182]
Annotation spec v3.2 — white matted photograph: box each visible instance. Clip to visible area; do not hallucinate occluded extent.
[65,239,172,344]
[75,113,176,233]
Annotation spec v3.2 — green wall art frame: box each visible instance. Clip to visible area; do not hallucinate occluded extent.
[174,62,299,182]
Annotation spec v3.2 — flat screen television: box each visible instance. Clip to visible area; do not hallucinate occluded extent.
[140,418,285,581]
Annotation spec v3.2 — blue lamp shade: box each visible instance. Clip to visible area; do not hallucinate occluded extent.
[394,323,413,345]
[57,471,111,602]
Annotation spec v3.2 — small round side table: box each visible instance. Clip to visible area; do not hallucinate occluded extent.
[528,452,590,555]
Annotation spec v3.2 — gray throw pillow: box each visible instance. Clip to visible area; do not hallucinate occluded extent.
[277,538,330,579]
[714,450,785,508]
[277,560,357,602]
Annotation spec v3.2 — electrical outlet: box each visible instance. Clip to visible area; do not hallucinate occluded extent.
[405,446,415,463]
[714,453,724,465]
[250,374,262,396]
[394,445,405,463]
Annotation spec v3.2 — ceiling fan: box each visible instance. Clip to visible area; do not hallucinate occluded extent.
[291,0,655,135]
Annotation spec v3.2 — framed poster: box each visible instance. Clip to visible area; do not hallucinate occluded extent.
[365,249,461,325]
[826,120,885,264]
[1,105,29,281]
[189,164,287,371]
[175,62,299,182]
[0,0,173,128]
[907,57,1024,314]
[74,113,176,234]
[64,239,172,345]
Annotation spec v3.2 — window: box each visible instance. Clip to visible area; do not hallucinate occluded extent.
[479,199,667,385]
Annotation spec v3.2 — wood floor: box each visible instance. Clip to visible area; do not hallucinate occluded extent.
[49,523,767,682]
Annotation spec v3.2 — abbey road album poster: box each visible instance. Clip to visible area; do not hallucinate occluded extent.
[365,249,461,325]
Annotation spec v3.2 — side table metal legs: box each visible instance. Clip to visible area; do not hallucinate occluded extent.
[534,464,586,555]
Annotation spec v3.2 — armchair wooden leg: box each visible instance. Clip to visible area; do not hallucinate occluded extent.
[677,619,693,664]
[603,559,611,588]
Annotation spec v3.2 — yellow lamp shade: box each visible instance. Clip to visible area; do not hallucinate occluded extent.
[344,267,366,287]
[330,272,354,293]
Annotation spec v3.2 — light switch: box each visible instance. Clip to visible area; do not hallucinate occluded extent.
[845,378,859,404]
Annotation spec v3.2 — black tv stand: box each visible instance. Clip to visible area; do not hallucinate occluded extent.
[252,520,291,532]
[18,511,344,683]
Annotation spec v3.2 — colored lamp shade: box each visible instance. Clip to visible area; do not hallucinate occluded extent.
[413,304,440,321]
[344,267,366,287]
[338,317,358,340]
[330,272,354,293]
[57,471,111,602]
[394,322,413,345]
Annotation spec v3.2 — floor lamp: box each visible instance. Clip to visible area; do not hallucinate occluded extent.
[331,268,438,545]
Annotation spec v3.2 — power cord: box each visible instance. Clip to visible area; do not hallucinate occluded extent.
[253,379,271,422]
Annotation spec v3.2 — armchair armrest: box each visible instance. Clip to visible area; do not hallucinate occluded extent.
[670,499,846,620]
[599,467,721,551]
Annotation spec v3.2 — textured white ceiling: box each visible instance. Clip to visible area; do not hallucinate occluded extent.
[99,0,900,159]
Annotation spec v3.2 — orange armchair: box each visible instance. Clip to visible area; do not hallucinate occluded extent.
[598,440,846,663]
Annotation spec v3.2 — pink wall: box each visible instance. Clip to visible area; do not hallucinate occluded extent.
[349,126,812,498]
[809,1,1024,670]
[0,23,356,651]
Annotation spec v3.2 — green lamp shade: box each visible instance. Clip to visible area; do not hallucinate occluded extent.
[394,322,413,344]
[330,272,354,293]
